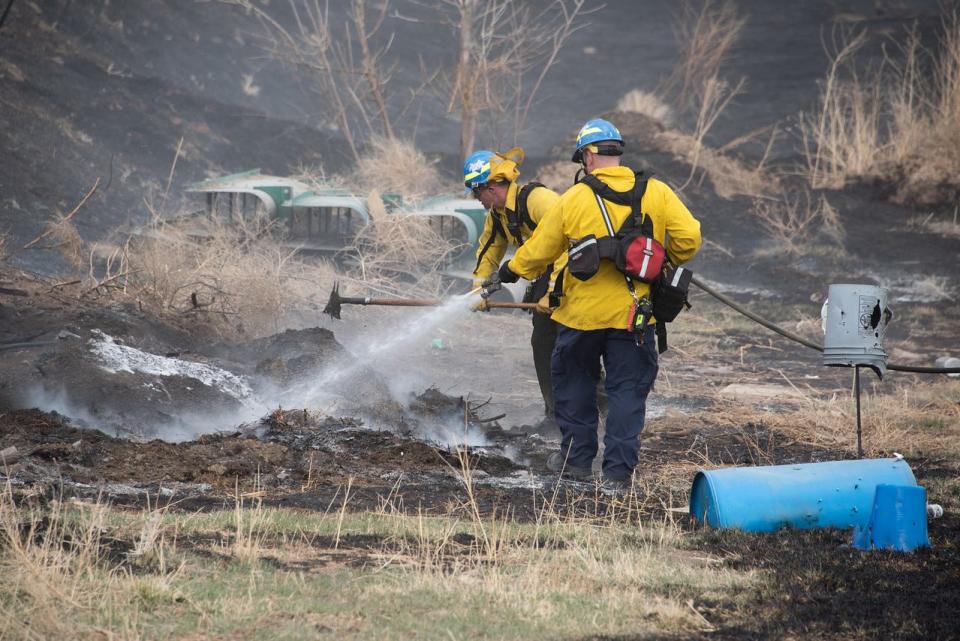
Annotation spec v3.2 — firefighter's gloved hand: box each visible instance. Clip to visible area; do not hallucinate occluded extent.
[480,272,501,299]
[472,297,491,312]
[535,294,554,315]
[497,261,520,284]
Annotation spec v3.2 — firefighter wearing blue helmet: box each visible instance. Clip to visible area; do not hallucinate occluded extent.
[463,150,494,193]
[463,147,564,433]
[483,118,702,490]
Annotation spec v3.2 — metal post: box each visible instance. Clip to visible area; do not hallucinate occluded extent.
[854,366,863,459]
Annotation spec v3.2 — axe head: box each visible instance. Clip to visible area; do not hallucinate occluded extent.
[322,281,342,319]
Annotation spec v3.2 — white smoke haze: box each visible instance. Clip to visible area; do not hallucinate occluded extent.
[19,385,248,443]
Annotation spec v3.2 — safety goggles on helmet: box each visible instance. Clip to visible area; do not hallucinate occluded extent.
[471,183,498,198]
[571,118,624,163]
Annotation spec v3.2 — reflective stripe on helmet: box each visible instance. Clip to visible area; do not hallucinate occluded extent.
[577,126,603,143]
[464,161,490,183]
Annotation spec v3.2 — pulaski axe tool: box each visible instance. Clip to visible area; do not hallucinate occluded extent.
[323,282,537,319]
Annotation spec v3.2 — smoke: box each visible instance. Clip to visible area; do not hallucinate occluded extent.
[417,417,491,449]
[291,292,478,408]
[17,384,255,443]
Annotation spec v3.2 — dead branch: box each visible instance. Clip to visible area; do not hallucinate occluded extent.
[83,269,139,297]
[3,177,100,262]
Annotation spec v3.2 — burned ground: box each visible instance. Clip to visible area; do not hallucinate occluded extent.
[2,1,959,638]
[2,263,959,640]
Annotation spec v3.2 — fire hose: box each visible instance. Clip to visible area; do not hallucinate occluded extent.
[690,275,960,374]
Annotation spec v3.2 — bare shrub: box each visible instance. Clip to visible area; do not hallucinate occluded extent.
[115,213,339,338]
[230,0,397,159]
[234,0,591,162]
[800,30,882,188]
[353,136,443,200]
[660,0,747,111]
[346,211,465,297]
[615,89,673,126]
[750,189,844,255]
[44,216,87,270]
[652,0,759,198]
[680,74,747,188]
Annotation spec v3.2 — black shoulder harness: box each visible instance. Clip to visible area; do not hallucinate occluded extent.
[474,211,507,275]
[505,181,544,246]
[580,172,652,236]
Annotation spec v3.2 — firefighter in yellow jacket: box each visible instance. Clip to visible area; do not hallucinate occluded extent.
[481,119,702,488]
[463,147,561,430]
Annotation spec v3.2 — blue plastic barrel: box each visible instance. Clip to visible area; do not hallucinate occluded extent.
[689,458,917,532]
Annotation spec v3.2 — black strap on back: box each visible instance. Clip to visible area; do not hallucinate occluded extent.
[473,212,507,275]
[580,172,651,236]
[505,182,544,246]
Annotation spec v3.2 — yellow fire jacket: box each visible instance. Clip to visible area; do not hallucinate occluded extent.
[507,166,702,331]
[472,180,562,286]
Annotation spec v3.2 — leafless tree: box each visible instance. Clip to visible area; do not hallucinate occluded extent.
[228,0,398,160]
[409,0,595,161]
[229,0,594,164]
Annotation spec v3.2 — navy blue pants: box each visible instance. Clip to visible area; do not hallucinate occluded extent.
[551,325,659,480]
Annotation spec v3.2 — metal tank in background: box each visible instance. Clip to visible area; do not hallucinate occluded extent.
[821,284,892,378]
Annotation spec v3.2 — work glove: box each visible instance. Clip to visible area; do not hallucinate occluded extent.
[497,261,520,284]
[472,297,491,312]
[535,294,554,315]
[480,272,502,299]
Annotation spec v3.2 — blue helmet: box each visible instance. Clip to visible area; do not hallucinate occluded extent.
[463,150,494,188]
[571,118,624,163]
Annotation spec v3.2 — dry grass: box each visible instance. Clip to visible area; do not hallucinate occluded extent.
[656,130,777,199]
[122,215,335,337]
[908,207,960,239]
[353,136,444,201]
[800,29,881,188]
[44,216,87,269]
[0,479,753,640]
[615,89,674,126]
[0,59,26,82]
[0,487,177,640]
[750,189,844,255]
[759,378,960,457]
[661,0,747,111]
[802,13,960,205]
